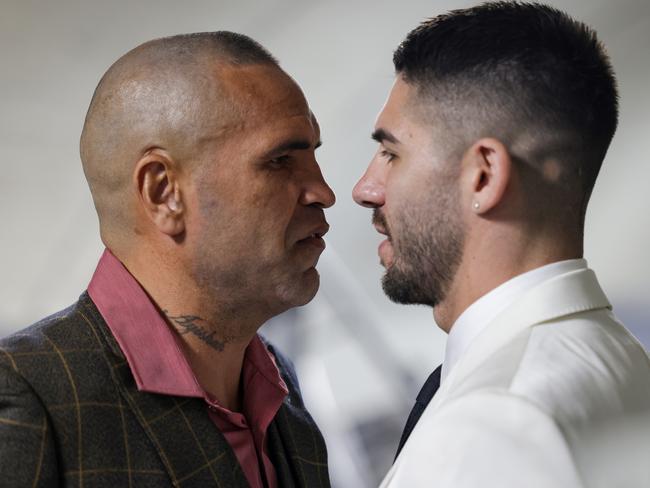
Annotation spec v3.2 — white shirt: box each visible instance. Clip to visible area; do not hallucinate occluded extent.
[441,259,587,382]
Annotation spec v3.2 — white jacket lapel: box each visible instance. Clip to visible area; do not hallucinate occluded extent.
[429,268,611,412]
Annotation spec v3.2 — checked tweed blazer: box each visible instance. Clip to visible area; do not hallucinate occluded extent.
[0,292,330,487]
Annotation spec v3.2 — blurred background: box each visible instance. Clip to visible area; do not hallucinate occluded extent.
[1,0,649,485]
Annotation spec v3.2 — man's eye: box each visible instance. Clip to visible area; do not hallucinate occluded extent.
[380,150,397,163]
[268,155,291,168]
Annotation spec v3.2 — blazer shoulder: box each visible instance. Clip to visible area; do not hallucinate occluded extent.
[0,304,74,364]
[0,292,105,355]
[0,292,94,352]
[464,308,650,452]
[511,309,650,402]
[448,308,650,420]
[0,293,120,404]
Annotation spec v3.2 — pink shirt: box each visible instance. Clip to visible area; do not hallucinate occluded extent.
[88,249,288,488]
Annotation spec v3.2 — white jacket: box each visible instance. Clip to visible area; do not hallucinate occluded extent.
[381,268,650,488]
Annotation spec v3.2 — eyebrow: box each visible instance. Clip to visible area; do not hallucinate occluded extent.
[264,138,322,158]
[371,128,399,145]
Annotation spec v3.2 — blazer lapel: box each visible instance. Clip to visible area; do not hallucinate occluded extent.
[266,418,297,488]
[267,401,330,488]
[115,364,249,488]
[430,268,611,412]
[85,299,249,488]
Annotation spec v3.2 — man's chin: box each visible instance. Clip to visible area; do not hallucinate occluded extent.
[381,268,437,307]
[276,267,320,309]
[298,267,320,304]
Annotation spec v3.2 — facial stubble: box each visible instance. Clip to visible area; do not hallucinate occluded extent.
[378,181,465,308]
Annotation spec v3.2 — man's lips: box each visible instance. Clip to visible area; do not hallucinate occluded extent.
[372,217,394,267]
[372,209,391,239]
[296,223,329,248]
[378,236,394,267]
[373,223,390,238]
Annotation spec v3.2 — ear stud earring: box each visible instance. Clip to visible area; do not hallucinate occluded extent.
[473,201,480,210]
[168,199,180,212]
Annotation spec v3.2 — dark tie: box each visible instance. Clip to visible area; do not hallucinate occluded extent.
[394,364,443,460]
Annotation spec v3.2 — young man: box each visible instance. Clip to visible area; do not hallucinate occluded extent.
[353,3,650,487]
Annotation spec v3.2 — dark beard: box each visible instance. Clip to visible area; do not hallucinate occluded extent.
[375,198,464,308]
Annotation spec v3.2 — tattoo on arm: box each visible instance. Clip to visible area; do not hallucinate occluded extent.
[164,311,225,352]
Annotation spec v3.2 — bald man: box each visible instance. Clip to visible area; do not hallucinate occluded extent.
[0,32,334,487]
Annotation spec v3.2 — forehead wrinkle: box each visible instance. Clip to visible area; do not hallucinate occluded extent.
[188,65,315,173]
[221,64,309,116]
[194,118,247,147]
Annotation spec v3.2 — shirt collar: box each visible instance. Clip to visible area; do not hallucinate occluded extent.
[87,248,288,401]
[441,258,587,382]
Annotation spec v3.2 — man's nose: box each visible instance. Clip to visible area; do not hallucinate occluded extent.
[352,162,385,208]
[301,165,336,209]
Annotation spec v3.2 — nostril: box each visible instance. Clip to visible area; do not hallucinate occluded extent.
[353,181,384,208]
[360,199,379,209]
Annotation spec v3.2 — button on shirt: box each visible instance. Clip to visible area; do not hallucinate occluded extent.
[88,249,288,488]
[442,259,588,382]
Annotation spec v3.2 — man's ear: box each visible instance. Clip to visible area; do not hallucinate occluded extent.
[134,148,185,237]
[461,138,511,215]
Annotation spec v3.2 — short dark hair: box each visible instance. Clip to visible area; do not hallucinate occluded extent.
[393,1,618,222]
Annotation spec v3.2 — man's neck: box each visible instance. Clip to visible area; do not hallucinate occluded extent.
[119,248,266,411]
[173,329,253,412]
[160,299,267,412]
[434,232,582,333]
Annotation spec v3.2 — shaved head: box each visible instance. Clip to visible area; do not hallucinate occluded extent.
[80,32,279,246]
